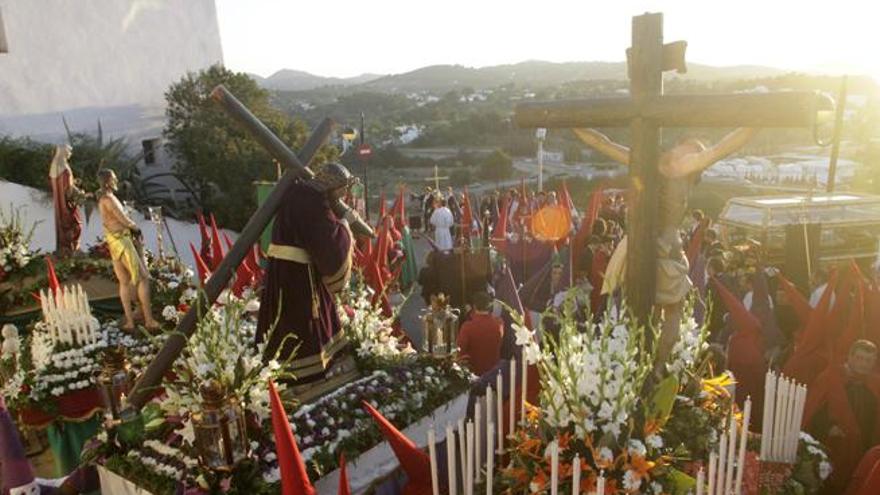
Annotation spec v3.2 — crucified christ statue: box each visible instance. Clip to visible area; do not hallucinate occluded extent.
[574,126,757,367]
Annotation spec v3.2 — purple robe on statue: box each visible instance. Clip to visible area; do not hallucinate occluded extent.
[256,182,352,385]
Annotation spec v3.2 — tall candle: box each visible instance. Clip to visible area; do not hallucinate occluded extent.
[466,421,475,495]
[596,470,605,495]
[707,452,717,495]
[496,372,503,452]
[485,386,493,467]
[735,397,752,495]
[571,455,580,495]
[509,359,516,438]
[695,468,704,495]
[550,440,558,495]
[520,355,528,426]
[475,403,482,483]
[716,427,728,495]
[792,384,808,460]
[760,371,775,459]
[772,378,788,461]
[428,428,440,495]
[447,423,457,495]
[458,418,467,484]
[725,413,737,495]
[486,423,494,495]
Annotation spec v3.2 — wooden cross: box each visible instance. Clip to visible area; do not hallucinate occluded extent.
[515,12,833,322]
[424,164,450,190]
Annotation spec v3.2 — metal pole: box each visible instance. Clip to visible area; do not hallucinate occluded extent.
[126,87,336,409]
[826,76,848,193]
[361,112,370,222]
[537,138,544,192]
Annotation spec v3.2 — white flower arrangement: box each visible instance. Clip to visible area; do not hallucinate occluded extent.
[338,284,414,362]
[159,295,287,422]
[0,206,37,275]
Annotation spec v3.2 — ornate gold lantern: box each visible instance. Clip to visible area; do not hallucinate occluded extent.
[422,293,459,355]
[97,346,132,419]
[191,380,249,471]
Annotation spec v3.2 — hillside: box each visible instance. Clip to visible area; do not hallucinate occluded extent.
[254,60,787,93]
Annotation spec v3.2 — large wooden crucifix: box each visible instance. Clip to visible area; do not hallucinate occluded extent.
[515,12,832,322]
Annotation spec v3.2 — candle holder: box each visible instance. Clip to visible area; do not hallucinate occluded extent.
[97,346,132,420]
[422,294,459,355]
[191,380,249,471]
[148,206,165,259]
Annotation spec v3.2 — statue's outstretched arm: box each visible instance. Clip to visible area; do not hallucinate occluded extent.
[572,128,630,166]
[665,128,757,178]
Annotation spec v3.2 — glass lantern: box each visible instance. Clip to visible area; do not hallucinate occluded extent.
[97,346,132,419]
[191,380,249,471]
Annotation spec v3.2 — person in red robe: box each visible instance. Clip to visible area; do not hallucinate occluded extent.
[804,340,880,493]
[456,291,503,376]
[256,163,357,395]
[49,145,83,256]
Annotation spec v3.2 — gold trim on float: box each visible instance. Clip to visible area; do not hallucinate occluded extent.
[286,330,349,376]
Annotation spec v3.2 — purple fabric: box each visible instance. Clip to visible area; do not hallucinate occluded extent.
[518,248,573,313]
[496,240,553,285]
[0,405,35,492]
[256,183,352,383]
[752,267,784,351]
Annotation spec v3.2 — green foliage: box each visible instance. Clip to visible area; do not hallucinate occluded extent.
[0,136,53,189]
[163,65,332,229]
[63,120,144,200]
[479,148,514,182]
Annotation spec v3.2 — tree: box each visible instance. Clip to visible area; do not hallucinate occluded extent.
[164,65,331,229]
[479,149,514,182]
[450,167,472,186]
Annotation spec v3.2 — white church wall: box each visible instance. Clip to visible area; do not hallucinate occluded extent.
[0,0,223,191]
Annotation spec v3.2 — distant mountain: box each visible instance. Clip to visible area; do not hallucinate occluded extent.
[257,60,789,94]
[256,69,383,91]
[358,60,788,93]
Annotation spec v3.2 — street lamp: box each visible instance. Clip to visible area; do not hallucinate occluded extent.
[536,128,547,191]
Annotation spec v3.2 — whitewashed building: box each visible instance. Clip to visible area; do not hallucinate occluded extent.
[0,0,223,200]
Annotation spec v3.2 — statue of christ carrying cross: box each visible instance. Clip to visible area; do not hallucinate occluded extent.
[573,126,757,366]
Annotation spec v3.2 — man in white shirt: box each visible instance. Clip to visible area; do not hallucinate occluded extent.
[430,198,454,251]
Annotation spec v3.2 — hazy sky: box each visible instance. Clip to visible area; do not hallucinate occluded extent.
[216,0,880,81]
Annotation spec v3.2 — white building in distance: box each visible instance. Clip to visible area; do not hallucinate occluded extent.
[0,0,223,200]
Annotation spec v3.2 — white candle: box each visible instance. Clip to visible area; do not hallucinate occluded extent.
[792,384,808,460]
[708,452,717,495]
[520,355,528,426]
[716,427,728,495]
[772,378,788,461]
[735,398,752,495]
[428,428,440,495]
[725,413,737,495]
[486,423,494,495]
[475,403,482,484]
[466,421,474,495]
[550,440,559,495]
[782,380,795,462]
[496,373,503,453]
[509,359,516,438]
[695,467,704,495]
[596,470,605,495]
[760,371,775,459]
[446,423,457,495]
[571,455,580,495]
[485,386,493,467]
[458,418,467,485]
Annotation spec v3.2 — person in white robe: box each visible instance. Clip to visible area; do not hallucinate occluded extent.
[430,198,454,251]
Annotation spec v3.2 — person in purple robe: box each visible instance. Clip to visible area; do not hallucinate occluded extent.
[256,163,357,391]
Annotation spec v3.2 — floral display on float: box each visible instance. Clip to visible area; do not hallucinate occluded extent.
[86,287,474,494]
[0,206,37,280]
[146,251,199,327]
[495,292,831,495]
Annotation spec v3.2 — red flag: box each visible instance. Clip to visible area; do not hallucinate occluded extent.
[338,453,351,495]
[686,218,709,267]
[269,381,316,495]
[461,187,474,241]
[208,214,225,272]
[362,401,432,495]
[834,265,866,364]
[572,187,605,275]
[783,272,838,384]
[491,197,509,250]
[45,256,60,296]
[373,216,393,279]
[394,185,407,231]
[778,273,812,329]
[377,190,387,227]
[196,213,211,265]
[189,243,211,285]
[245,245,263,286]
[558,180,575,227]
[222,233,254,296]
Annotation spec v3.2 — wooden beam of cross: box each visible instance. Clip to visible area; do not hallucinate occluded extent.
[424,165,450,190]
[514,12,834,323]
